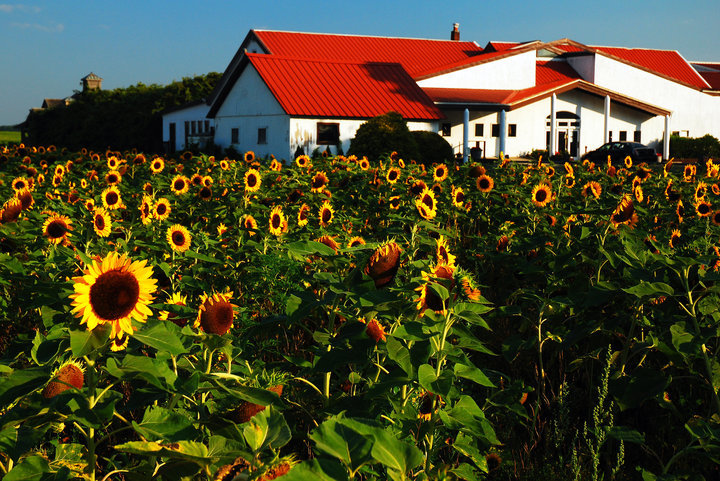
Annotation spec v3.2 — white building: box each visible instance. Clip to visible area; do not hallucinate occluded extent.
[162,100,213,153]
[167,26,720,161]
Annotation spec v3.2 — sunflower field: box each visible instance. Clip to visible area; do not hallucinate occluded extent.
[1,145,720,480]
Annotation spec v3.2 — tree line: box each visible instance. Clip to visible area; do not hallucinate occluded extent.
[23,73,221,153]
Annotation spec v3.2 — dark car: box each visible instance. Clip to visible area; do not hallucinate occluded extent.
[581,142,660,164]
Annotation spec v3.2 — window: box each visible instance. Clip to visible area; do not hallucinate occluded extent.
[619,131,627,141]
[231,128,239,144]
[475,123,484,137]
[184,121,190,135]
[491,124,500,137]
[508,124,517,137]
[257,127,267,145]
[634,131,641,142]
[317,122,340,145]
[204,120,210,133]
[441,123,451,137]
[608,131,613,142]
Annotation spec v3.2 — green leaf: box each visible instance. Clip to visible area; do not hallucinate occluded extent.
[133,320,187,355]
[132,406,199,442]
[242,407,291,452]
[622,281,674,298]
[440,396,499,446]
[115,440,212,465]
[0,367,47,409]
[184,249,223,264]
[309,416,374,472]
[610,368,670,411]
[31,331,64,366]
[390,322,431,341]
[70,326,109,357]
[279,459,350,481]
[454,363,495,387]
[3,455,50,481]
[370,428,423,473]
[607,426,646,444]
[386,337,414,377]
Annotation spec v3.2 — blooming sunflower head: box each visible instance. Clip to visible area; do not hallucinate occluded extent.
[433,163,449,183]
[319,201,334,227]
[105,170,122,185]
[269,206,288,236]
[43,214,73,245]
[244,168,262,192]
[195,291,237,335]
[451,186,465,209]
[712,210,720,226]
[610,195,638,228]
[310,171,329,193]
[582,181,601,199]
[295,155,310,168]
[531,183,552,208]
[348,236,366,248]
[101,185,123,210]
[69,252,157,342]
[244,151,255,163]
[242,214,259,234]
[150,158,164,174]
[153,198,171,221]
[170,175,190,195]
[696,200,712,217]
[409,179,428,196]
[167,225,191,252]
[365,241,402,288]
[316,235,340,253]
[139,196,153,225]
[159,292,190,327]
[15,188,34,210]
[669,229,682,249]
[389,195,401,210]
[93,208,112,237]
[436,235,456,267]
[386,167,401,184]
[624,156,633,169]
[415,186,437,220]
[416,263,455,313]
[270,159,282,171]
[476,174,494,193]
[11,176,30,192]
[695,181,708,202]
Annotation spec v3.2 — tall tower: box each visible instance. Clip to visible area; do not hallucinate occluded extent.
[81,73,103,92]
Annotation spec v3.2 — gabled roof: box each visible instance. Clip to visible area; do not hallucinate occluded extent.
[209,53,443,120]
[692,62,720,91]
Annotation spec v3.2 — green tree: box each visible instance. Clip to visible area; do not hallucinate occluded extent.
[348,111,420,162]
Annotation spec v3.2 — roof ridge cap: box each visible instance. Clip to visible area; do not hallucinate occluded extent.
[254,28,481,45]
[246,53,407,67]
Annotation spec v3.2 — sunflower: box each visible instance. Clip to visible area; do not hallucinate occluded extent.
[243,214,259,234]
[15,188,34,210]
[318,201,335,227]
[696,200,712,217]
[244,151,255,163]
[194,291,236,335]
[54,164,66,178]
[416,263,455,313]
[415,186,437,220]
[410,179,428,196]
[563,162,574,177]
[634,184,644,203]
[190,173,204,187]
[154,198,171,221]
[564,175,576,189]
[43,214,73,245]
[297,203,311,227]
[69,252,157,342]
[581,181,601,199]
[105,170,122,185]
[469,164,486,178]
[198,186,213,201]
[93,208,112,237]
[42,360,84,399]
[451,186,465,209]
[139,196,153,225]
[295,155,310,168]
[170,175,190,195]
[316,235,340,253]
[713,210,720,226]
[476,174,494,193]
[433,164,449,183]
[150,157,164,174]
[531,183,552,208]
[158,292,190,327]
[269,205,288,236]
[610,195,638,228]
[348,236,366,248]
[669,229,681,248]
[365,241,402,288]
[389,195,401,210]
[359,157,370,170]
[202,175,213,187]
[310,171,329,193]
[665,180,681,202]
[107,156,120,170]
[11,176,30,192]
[101,185,123,210]
[220,159,230,171]
[624,156,633,168]
[142,182,154,196]
[677,200,685,223]
[386,167,401,184]
[436,235,456,267]
[684,164,697,182]
[364,318,386,343]
[167,225,192,252]
[695,181,708,202]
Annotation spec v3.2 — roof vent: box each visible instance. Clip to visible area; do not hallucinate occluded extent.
[451,23,460,41]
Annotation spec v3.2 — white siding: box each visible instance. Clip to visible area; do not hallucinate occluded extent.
[162,103,211,152]
[213,64,290,159]
[417,51,536,89]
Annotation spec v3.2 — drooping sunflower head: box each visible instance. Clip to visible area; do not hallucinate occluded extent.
[195,291,236,335]
[310,171,329,193]
[198,185,213,201]
[316,235,340,253]
[695,181,708,202]
[433,164,449,183]
[69,252,157,341]
[15,188,34,210]
[269,159,282,171]
[348,236,366,248]
[669,229,682,249]
[581,181,601,199]
[415,186,437,220]
[416,263,455,313]
[476,174,494,193]
[42,360,84,399]
[531,183,552,208]
[319,201,334,227]
[170,175,190,195]
[389,195,401,210]
[364,318,386,343]
[167,224,192,252]
[269,205,288,236]
[139,196,153,225]
[410,179,428,196]
[159,292,190,327]
[43,214,73,245]
[243,214,259,234]
[365,241,402,288]
[563,162,574,177]
[296,203,311,227]
[624,156,633,169]
[244,168,262,192]
[610,194,638,228]
[101,185,123,210]
[436,235,456,267]
[634,184,644,203]
[451,186,465,208]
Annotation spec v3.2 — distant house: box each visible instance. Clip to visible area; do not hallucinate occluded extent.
[161,100,212,153]
[172,25,720,161]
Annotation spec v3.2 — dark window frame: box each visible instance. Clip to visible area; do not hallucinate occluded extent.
[634,130,641,142]
[508,124,517,137]
[619,131,627,141]
[474,123,484,137]
[231,128,239,144]
[441,123,451,137]
[491,124,500,137]
[257,127,267,145]
[317,122,340,145]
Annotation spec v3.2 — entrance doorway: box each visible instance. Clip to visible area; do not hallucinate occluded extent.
[546,111,580,158]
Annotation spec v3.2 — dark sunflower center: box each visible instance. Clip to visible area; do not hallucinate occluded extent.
[200,187,211,199]
[456,191,464,203]
[201,300,234,334]
[421,194,433,208]
[322,209,332,223]
[389,171,398,181]
[299,209,308,221]
[15,181,25,189]
[699,203,710,214]
[174,180,185,191]
[271,214,281,229]
[47,220,67,238]
[715,213,720,223]
[312,176,325,188]
[95,215,105,230]
[142,203,150,216]
[248,175,257,187]
[89,270,140,321]
[106,192,119,205]
[437,168,445,178]
[108,174,118,183]
[157,204,167,215]
[153,162,161,170]
[535,190,547,202]
[172,231,186,246]
[479,178,490,190]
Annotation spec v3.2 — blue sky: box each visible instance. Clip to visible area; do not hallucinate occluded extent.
[1,0,718,126]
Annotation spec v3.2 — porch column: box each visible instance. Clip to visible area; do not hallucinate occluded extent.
[463,108,469,164]
[604,95,611,143]
[549,94,557,156]
[663,114,671,160]
[499,108,507,159]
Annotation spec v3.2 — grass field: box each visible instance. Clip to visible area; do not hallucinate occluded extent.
[0,130,20,144]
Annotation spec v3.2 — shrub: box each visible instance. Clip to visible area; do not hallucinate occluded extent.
[411,130,453,165]
[348,111,419,162]
[670,134,720,161]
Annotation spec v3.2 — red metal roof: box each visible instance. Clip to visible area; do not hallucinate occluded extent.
[246,53,444,120]
[485,41,522,51]
[691,62,720,90]
[253,30,483,78]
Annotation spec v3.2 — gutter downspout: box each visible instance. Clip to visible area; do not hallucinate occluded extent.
[664,114,671,161]
[463,108,469,164]
[604,95,611,144]
[550,94,557,157]
[499,108,507,159]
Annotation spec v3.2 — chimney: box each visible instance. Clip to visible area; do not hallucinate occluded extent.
[451,23,460,41]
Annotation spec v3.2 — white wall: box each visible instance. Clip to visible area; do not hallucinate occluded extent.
[213,64,290,159]
[593,54,720,139]
[162,103,211,152]
[417,51,536,90]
